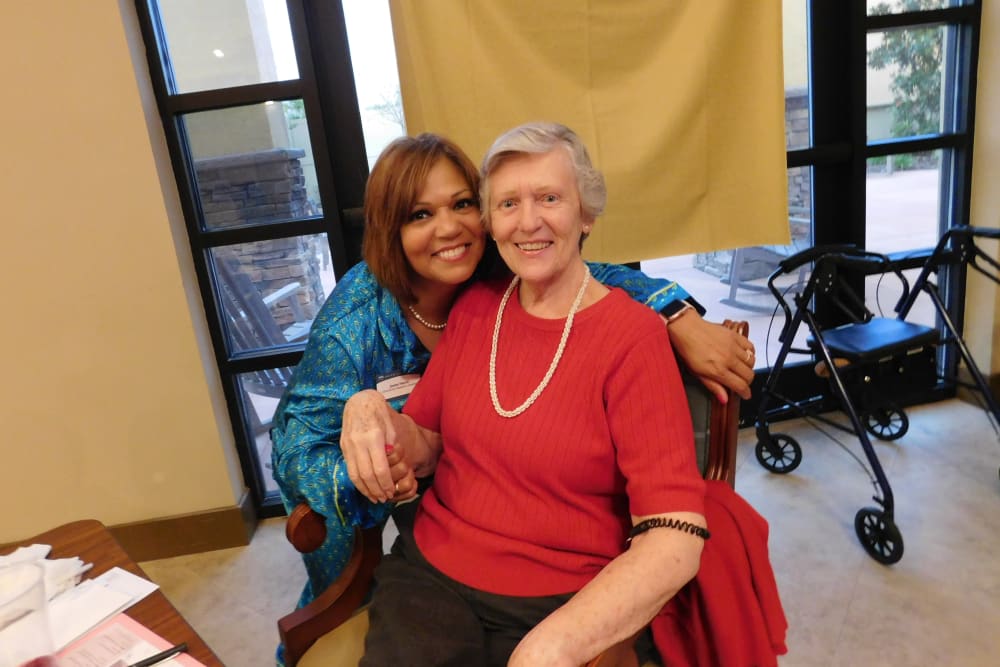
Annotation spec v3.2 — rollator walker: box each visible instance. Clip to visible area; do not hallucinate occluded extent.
[753,226,1000,565]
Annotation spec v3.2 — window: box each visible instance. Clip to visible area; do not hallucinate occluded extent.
[135,0,379,513]
[641,0,980,421]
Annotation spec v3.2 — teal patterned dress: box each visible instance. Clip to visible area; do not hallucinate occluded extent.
[270,260,693,664]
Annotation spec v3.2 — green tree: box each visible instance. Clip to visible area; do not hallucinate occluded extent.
[868,0,943,141]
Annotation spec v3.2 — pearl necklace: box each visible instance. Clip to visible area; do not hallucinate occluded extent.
[407,304,447,330]
[489,265,591,418]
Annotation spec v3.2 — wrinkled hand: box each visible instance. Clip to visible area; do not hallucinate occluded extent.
[666,314,755,402]
[341,389,412,503]
[508,631,577,667]
[386,443,418,503]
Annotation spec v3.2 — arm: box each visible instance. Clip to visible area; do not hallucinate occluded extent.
[341,389,443,504]
[509,513,705,667]
[587,261,755,402]
[270,330,391,528]
[667,314,755,402]
[513,317,706,666]
[586,261,699,313]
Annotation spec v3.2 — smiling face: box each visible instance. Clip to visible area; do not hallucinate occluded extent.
[400,157,485,294]
[487,148,591,294]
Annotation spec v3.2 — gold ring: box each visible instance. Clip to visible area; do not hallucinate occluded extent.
[394,482,400,493]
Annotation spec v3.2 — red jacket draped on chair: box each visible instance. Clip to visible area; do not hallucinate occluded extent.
[653,480,788,667]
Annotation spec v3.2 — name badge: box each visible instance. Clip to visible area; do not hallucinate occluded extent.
[375,373,422,400]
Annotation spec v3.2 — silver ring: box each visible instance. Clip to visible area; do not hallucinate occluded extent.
[394,481,400,493]
[745,348,753,363]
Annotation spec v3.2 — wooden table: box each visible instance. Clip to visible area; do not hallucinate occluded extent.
[1,519,222,666]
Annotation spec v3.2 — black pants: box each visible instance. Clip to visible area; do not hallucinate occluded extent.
[360,529,572,667]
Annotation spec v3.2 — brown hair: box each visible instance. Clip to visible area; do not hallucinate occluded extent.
[362,133,481,303]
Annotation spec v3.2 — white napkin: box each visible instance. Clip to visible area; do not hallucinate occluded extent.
[0,544,92,600]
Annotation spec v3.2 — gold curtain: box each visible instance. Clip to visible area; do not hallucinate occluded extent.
[389,0,789,264]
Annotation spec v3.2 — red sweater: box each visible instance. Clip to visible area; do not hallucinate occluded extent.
[404,280,705,596]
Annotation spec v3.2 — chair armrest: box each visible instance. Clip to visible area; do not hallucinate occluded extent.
[286,502,327,553]
[279,504,383,666]
[703,320,747,488]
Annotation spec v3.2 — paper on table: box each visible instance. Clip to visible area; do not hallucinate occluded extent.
[49,580,133,650]
[58,614,205,667]
[91,567,159,604]
[47,566,159,651]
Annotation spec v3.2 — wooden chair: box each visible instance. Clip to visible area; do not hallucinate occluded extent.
[278,323,749,667]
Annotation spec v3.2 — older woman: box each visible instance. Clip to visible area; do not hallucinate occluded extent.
[272,133,753,620]
[341,122,709,667]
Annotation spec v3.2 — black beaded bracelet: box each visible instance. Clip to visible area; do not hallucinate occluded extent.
[627,517,710,544]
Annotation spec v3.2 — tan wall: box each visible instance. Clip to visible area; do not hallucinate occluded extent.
[0,2,242,543]
[968,0,1000,373]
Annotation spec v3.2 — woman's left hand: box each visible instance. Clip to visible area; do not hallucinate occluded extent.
[666,313,755,402]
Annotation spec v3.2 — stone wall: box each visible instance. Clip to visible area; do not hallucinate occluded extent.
[195,148,325,331]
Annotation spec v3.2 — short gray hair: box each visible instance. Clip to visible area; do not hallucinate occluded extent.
[479,122,607,230]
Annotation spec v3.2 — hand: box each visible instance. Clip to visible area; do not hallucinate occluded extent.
[386,443,418,502]
[508,630,577,667]
[665,313,754,402]
[341,390,400,503]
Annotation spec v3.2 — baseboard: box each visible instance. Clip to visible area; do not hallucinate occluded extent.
[954,369,1000,409]
[109,489,257,562]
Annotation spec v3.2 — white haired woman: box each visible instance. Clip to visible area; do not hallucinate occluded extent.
[341,122,710,667]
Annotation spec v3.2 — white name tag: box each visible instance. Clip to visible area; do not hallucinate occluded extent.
[375,373,422,400]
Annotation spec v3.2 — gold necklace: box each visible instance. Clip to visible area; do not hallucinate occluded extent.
[407,304,447,330]
[489,265,591,418]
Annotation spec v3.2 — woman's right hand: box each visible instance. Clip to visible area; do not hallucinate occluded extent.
[341,390,403,503]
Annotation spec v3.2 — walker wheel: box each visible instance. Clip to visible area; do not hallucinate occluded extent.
[862,403,909,441]
[755,434,802,474]
[854,507,904,564]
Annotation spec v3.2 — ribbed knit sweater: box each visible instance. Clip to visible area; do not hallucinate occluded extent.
[403,279,706,596]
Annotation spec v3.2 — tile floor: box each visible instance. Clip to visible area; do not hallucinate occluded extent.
[140,398,1000,666]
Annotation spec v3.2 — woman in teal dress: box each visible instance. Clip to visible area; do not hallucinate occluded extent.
[270,133,755,663]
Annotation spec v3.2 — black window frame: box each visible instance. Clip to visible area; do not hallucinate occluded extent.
[134,0,370,515]
[742,0,981,422]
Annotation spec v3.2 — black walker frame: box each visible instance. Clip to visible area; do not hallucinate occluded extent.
[753,227,1000,565]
